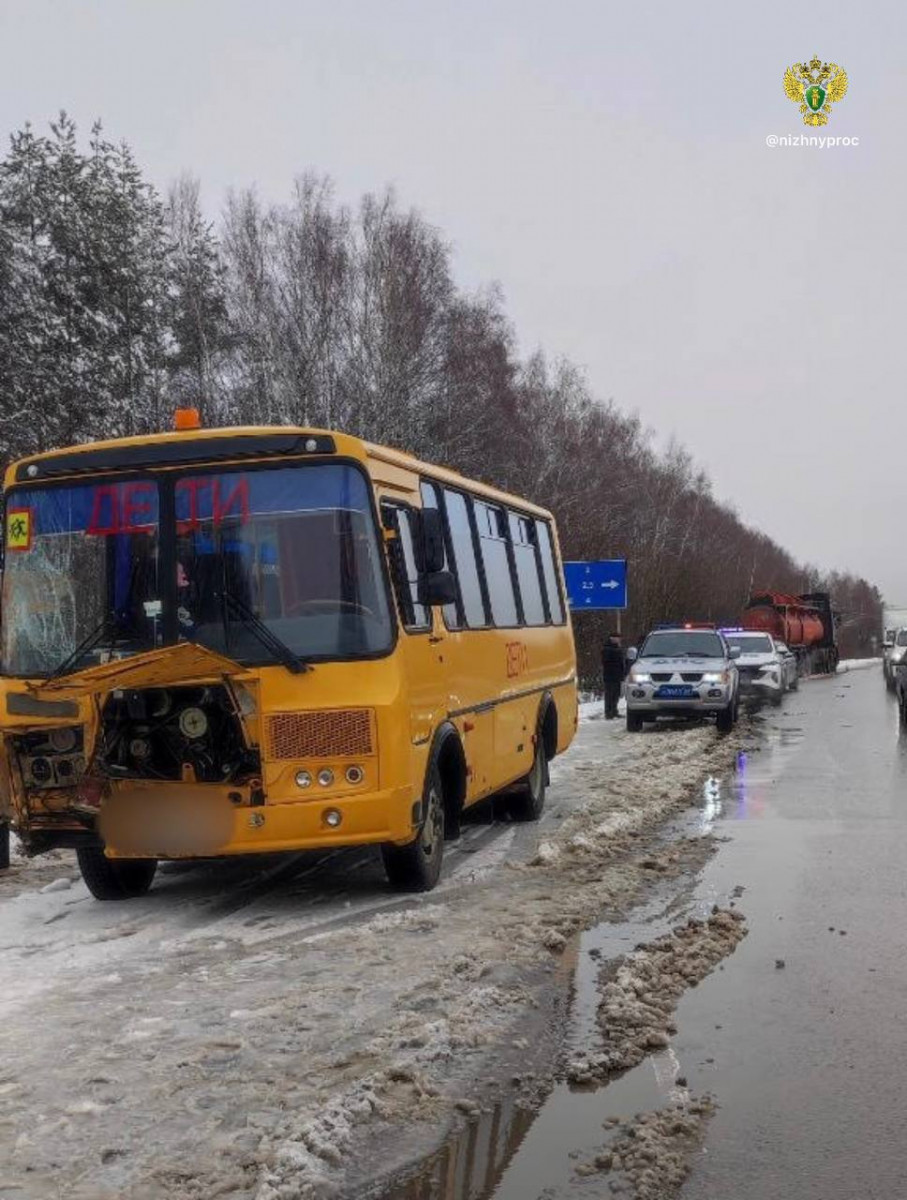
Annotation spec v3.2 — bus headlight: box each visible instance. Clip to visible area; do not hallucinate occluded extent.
[295,770,312,789]
[317,768,334,788]
[323,808,342,827]
[345,765,364,785]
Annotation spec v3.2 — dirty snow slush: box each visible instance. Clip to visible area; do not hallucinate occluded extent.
[0,713,756,1200]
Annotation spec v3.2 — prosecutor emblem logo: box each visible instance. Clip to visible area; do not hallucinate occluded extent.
[784,56,848,126]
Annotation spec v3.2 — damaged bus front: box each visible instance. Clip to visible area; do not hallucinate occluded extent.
[0,428,412,897]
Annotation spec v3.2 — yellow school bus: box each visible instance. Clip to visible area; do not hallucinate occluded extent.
[0,418,577,897]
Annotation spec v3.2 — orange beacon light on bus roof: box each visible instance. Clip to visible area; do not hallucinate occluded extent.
[174,407,202,431]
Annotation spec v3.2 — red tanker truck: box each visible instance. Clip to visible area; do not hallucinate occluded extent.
[742,591,838,676]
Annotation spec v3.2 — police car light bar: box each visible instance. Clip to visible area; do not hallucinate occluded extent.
[653,621,716,631]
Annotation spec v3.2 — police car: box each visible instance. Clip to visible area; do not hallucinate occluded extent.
[625,623,740,733]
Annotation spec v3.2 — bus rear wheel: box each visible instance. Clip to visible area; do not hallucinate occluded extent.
[507,739,547,822]
[382,762,445,892]
[76,846,157,900]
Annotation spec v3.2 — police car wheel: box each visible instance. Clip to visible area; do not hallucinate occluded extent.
[626,711,644,733]
[716,703,735,734]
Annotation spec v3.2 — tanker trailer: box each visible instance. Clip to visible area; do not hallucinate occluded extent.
[742,592,838,676]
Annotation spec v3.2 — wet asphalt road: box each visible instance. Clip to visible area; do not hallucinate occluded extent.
[375,673,907,1200]
[681,664,907,1200]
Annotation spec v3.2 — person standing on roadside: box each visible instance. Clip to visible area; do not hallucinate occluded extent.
[602,633,625,719]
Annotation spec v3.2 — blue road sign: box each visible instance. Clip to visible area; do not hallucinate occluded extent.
[564,560,628,611]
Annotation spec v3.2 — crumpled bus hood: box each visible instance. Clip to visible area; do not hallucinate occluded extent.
[35,642,246,697]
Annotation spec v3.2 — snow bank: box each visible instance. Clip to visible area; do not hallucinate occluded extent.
[837,657,881,673]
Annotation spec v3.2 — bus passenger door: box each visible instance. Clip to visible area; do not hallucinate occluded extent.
[380,503,446,773]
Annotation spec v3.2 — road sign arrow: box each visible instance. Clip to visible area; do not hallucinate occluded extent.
[564,560,627,611]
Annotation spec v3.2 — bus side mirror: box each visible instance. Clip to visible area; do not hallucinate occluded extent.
[419,509,447,575]
[419,570,457,607]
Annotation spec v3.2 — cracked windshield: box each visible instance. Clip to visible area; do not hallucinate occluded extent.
[2,481,160,676]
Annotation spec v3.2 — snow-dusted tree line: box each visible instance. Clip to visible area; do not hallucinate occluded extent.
[0,116,881,672]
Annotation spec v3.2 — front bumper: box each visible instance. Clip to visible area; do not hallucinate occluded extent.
[626,683,733,715]
[738,673,783,699]
[99,782,417,859]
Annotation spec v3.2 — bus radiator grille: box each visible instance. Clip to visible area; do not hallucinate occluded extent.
[265,710,375,760]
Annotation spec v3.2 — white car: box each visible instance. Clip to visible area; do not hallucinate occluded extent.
[774,641,799,691]
[721,630,785,706]
[884,628,907,692]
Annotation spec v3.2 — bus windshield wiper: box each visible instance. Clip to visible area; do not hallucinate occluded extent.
[44,557,145,684]
[219,588,311,674]
[44,611,120,684]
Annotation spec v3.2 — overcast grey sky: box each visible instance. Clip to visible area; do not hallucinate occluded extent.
[1,1,903,599]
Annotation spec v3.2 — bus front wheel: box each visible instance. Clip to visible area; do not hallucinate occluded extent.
[76,846,157,900]
[382,762,445,892]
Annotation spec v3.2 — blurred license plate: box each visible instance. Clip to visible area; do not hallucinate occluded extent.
[100,789,234,857]
[656,685,696,699]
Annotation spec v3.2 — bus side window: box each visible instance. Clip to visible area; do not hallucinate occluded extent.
[381,503,430,631]
[475,501,518,628]
[443,489,486,628]
[509,513,546,625]
[536,520,566,625]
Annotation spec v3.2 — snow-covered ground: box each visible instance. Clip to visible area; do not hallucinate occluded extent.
[0,707,753,1200]
[577,693,626,723]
